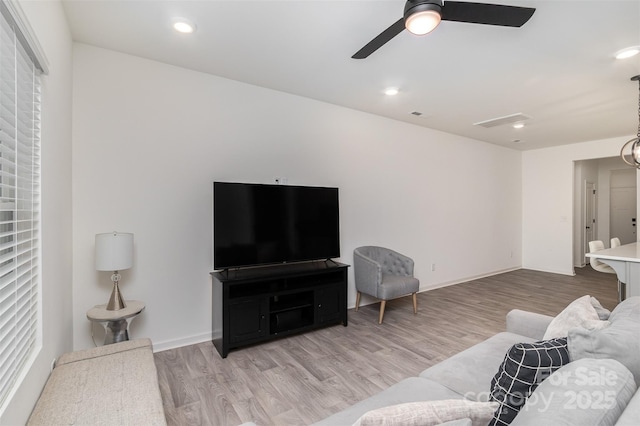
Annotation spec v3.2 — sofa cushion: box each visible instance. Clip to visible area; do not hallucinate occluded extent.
[312,377,463,426]
[488,337,570,426]
[505,310,554,340]
[353,400,498,426]
[510,358,637,426]
[568,296,640,385]
[616,386,640,426]
[543,295,609,340]
[420,332,536,401]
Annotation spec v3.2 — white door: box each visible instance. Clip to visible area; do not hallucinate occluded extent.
[584,181,596,263]
[611,187,637,244]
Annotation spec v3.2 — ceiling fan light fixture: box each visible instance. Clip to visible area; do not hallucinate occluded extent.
[404,2,442,35]
[352,1,535,59]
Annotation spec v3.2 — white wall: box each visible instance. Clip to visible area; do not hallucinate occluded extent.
[72,44,523,352]
[523,137,634,276]
[0,1,73,424]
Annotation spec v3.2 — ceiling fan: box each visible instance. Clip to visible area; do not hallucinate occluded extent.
[352,0,536,59]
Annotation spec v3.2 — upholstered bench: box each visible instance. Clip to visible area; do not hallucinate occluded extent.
[28,338,166,425]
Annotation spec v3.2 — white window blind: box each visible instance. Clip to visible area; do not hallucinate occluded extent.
[0,2,42,409]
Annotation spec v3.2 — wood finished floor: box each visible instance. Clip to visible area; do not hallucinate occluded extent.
[154,266,618,426]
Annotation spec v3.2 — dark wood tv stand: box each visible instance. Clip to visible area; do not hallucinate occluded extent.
[210,260,349,358]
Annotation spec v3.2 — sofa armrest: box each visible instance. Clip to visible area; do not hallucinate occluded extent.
[506,309,553,340]
[354,249,382,296]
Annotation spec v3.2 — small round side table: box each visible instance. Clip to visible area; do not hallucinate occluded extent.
[86,300,145,345]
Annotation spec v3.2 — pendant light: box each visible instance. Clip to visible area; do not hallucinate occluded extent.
[621,75,640,168]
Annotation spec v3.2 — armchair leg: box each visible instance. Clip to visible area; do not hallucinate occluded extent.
[355,292,361,311]
[412,292,417,314]
[378,300,386,324]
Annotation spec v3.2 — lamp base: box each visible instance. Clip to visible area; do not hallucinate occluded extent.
[106,281,126,311]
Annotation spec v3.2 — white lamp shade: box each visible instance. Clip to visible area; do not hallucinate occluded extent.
[95,232,134,271]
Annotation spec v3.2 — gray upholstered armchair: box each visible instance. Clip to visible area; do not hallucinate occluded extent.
[353,246,420,324]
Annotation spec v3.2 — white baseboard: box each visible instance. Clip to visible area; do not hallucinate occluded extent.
[419,266,523,292]
[349,266,523,309]
[522,266,576,277]
[152,332,212,353]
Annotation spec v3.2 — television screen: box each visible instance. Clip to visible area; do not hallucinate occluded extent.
[214,182,340,269]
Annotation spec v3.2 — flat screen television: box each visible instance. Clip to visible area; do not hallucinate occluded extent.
[213,182,340,270]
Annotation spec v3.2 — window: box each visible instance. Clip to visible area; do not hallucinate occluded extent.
[0,2,45,410]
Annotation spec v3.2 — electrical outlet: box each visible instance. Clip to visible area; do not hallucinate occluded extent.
[50,358,56,372]
[431,263,436,272]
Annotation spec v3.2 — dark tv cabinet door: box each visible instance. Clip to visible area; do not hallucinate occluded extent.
[316,283,345,325]
[211,261,349,358]
[228,298,267,343]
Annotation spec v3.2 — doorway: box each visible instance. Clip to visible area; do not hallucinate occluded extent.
[573,157,638,267]
[584,181,596,264]
[610,169,637,244]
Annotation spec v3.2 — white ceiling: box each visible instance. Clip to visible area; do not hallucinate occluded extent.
[61,0,640,151]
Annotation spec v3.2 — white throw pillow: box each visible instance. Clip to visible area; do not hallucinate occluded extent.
[590,296,611,320]
[352,400,498,426]
[543,295,610,340]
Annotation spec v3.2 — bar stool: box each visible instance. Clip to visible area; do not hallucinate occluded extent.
[589,240,624,301]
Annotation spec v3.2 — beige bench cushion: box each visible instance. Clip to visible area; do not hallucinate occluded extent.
[28,338,166,425]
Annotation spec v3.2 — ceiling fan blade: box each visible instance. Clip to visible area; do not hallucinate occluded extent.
[441,1,535,27]
[352,18,405,59]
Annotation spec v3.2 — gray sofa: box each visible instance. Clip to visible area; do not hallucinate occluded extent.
[28,338,166,425]
[315,296,640,426]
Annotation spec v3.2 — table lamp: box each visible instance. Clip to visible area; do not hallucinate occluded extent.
[95,232,133,311]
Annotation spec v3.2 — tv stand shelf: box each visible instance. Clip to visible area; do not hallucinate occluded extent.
[211,261,349,358]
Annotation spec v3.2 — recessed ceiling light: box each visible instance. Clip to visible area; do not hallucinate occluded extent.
[384,88,399,96]
[513,123,525,129]
[173,18,196,34]
[615,46,640,60]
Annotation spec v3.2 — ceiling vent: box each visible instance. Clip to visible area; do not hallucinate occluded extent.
[473,113,531,128]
